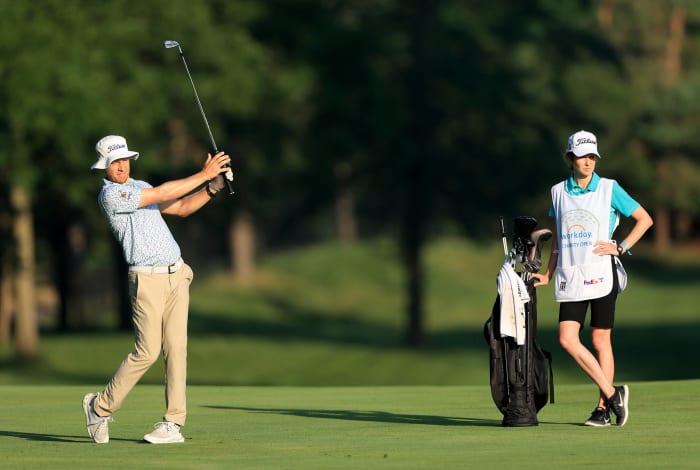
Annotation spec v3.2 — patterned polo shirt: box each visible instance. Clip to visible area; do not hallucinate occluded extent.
[98,178,181,266]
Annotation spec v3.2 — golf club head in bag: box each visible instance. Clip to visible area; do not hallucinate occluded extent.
[513,216,538,240]
[511,216,552,273]
[512,216,537,268]
[526,228,552,272]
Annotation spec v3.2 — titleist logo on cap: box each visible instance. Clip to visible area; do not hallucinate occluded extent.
[575,137,596,146]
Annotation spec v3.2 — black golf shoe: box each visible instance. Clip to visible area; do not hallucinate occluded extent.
[606,385,629,426]
[583,407,611,427]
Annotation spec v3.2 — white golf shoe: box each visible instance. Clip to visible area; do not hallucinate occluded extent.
[82,393,112,444]
[143,422,185,444]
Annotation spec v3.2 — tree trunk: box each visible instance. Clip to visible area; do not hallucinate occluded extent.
[404,241,425,347]
[0,257,13,344]
[112,240,132,331]
[401,0,436,348]
[663,7,685,87]
[653,6,686,254]
[654,207,671,253]
[52,221,87,330]
[334,161,357,244]
[675,211,692,241]
[10,185,39,359]
[230,212,255,281]
[597,0,615,29]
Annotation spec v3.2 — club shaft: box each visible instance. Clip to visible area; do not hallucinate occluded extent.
[179,52,218,153]
[176,48,234,194]
[500,217,508,255]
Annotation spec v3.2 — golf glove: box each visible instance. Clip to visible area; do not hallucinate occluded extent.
[209,174,227,192]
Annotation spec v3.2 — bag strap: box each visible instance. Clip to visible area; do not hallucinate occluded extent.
[483,318,492,345]
[543,348,555,404]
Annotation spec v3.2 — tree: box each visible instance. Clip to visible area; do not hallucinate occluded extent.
[594,0,700,251]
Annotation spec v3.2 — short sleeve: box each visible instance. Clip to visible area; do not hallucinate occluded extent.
[611,180,640,218]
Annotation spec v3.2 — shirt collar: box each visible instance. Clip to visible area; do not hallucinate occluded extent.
[102,177,134,186]
[566,172,600,195]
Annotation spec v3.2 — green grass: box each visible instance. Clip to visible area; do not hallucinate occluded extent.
[1,381,698,469]
[0,238,698,467]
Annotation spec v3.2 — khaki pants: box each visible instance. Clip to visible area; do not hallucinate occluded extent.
[94,262,193,426]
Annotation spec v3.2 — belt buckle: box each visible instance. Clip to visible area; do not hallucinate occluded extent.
[167,262,177,274]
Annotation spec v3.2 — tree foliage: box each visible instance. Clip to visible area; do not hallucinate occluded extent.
[1,0,698,350]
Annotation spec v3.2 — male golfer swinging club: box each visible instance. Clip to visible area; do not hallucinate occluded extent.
[83,135,232,444]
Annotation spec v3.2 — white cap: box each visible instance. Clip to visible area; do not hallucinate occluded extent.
[91,135,139,170]
[566,130,601,158]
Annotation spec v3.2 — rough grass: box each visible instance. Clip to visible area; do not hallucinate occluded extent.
[1,237,698,387]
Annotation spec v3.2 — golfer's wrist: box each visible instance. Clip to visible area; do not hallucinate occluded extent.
[205,183,217,198]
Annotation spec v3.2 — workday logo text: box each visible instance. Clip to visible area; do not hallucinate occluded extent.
[561,223,593,249]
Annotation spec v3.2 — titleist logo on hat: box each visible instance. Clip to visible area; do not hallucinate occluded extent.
[575,136,596,146]
[567,130,601,158]
[108,143,127,153]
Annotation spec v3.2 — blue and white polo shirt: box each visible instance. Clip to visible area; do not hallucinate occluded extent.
[98,178,181,266]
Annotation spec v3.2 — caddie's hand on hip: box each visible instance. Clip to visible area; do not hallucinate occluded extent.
[203,151,232,180]
[592,241,617,256]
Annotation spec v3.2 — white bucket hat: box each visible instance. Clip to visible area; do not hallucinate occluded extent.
[91,135,139,170]
[565,130,601,159]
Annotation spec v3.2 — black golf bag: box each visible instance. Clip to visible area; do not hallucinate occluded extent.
[484,216,555,426]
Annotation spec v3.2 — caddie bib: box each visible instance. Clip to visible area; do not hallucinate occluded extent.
[552,178,616,302]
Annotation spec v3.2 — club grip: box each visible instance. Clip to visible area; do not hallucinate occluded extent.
[223,165,235,195]
[213,146,234,194]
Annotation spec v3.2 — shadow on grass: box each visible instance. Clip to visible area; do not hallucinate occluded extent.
[0,430,84,443]
[0,430,147,444]
[203,405,499,427]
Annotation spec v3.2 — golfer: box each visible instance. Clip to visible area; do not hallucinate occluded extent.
[533,130,653,427]
[83,135,232,444]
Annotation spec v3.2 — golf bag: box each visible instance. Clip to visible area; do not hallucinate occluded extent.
[484,216,555,426]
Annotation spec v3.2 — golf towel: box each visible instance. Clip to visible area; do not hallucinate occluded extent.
[497,260,529,345]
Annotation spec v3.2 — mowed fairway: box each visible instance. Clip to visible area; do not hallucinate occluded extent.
[1,381,698,469]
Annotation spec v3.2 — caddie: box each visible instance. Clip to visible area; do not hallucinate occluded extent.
[533,130,653,427]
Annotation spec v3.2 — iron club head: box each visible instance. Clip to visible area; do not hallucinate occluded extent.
[163,40,181,50]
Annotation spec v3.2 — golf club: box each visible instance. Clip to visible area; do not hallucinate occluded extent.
[164,39,234,194]
[500,216,509,256]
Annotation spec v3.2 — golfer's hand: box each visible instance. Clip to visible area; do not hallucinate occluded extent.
[203,152,232,180]
[593,241,618,256]
[532,272,549,287]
